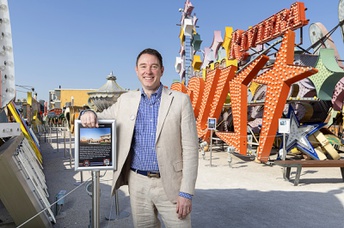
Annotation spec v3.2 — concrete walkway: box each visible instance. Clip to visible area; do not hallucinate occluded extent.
[1,131,344,227]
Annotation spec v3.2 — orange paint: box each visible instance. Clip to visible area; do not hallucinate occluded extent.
[170,82,187,94]
[253,30,317,162]
[196,66,236,141]
[216,55,269,155]
[186,77,205,118]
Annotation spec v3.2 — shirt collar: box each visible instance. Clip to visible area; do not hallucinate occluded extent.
[141,83,163,99]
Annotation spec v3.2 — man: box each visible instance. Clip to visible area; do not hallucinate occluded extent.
[80,48,199,227]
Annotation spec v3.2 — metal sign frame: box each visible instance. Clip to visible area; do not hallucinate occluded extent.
[208,117,217,130]
[74,120,116,171]
[278,118,290,134]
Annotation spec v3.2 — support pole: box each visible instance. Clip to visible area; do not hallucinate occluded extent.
[92,171,100,228]
[69,130,73,169]
[282,133,287,179]
[105,190,130,220]
[56,128,59,153]
[210,129,213,167]
[63,128,66,158]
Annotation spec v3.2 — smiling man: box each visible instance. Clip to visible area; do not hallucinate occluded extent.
[80,48,199,228]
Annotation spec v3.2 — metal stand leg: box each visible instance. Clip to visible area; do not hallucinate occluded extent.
[75,171,84,186]
[105,190,130,220]
[285,167,291,180]
[56,128,59,152]
[205,130,216,167]
[282,133,287,179]
[63,129,66,158]
[69,130,73,169]
[92,171,100,228]
[340,167,344,181]
[210,130,213,167]
[294,165,302,186]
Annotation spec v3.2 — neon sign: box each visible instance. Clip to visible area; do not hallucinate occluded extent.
[172,2,318,162]
[230,2,308,60]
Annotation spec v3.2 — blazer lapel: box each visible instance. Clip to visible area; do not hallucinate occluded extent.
[128,91,141,119]
[156,88,173,142]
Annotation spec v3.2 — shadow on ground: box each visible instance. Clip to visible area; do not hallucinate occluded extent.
[192,188,344,228]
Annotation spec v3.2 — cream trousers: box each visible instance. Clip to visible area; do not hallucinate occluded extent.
[128,170,191,228]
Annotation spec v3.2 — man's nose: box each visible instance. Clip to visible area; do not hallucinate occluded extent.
[145,67,153,73]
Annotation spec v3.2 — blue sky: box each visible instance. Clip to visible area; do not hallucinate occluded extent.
[8,1,344,102]
[80,127,110,140]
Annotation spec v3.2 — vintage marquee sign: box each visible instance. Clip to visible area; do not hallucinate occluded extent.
[172,2,317,163]
[230,2,308,60]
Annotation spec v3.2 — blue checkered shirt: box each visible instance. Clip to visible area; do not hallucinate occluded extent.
[130,84,163,172]
[130,84,193,200]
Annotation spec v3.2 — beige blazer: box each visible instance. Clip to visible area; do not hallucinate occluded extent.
[97,87,199,203]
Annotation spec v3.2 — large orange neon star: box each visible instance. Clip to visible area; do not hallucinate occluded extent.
[253,30,318,162]
[186,76,205,118]
[215,55,269,155]
[196,66,236,141]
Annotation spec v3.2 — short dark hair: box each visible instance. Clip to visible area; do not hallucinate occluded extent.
[136,48,163,67]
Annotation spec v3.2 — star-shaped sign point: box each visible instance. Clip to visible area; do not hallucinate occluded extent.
[285,105,325,160]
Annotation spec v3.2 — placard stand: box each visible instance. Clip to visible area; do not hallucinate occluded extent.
[282,133,287,179]
[206,118,217,167]
[278,118,290,179]
[74,119,117,227]
[209,129,214,167]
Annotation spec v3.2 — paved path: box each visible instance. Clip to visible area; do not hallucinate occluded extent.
[1,132,344,227]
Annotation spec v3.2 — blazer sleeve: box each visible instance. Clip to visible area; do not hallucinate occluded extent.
[95,98,120,120]
[179,94,199,195]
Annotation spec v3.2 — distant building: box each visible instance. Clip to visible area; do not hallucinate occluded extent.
[48,88,96,110]
[100,133,111,142]
[48,72,127,112]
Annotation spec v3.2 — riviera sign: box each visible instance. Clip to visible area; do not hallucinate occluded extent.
[230,2,308,60]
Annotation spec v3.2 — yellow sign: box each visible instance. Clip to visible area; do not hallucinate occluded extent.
[7,101,42,163]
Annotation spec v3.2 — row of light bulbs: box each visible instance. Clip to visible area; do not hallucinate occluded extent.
[0,0,15,109]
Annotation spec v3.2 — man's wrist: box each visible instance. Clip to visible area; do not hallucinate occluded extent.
[179,192,192,200]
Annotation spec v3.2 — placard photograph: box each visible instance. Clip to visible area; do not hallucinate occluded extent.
[74,120,116,171]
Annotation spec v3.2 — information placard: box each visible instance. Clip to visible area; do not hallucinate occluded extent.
[74,120,116,171]
[208,118,217,130]
[278,118,290,134]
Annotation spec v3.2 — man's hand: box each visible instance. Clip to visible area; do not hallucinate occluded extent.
[80,111,98,128]
[176,196,192,219]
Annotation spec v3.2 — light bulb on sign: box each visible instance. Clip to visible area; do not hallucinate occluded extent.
[3,45,12,51]
[0,18,9,24]
[0,32,11,39]
[4,60,13,67]
[0,4,7,10]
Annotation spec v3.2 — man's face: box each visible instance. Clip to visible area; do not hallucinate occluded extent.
[135,53,164,93]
